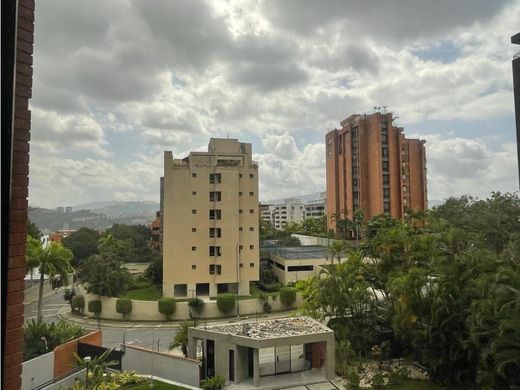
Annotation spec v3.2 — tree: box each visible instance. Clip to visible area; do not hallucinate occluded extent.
[104,224,153,262]
[169,321,194,357]
[27,218,41,240]
[144,254,162,284]
[26,235,41,285]
[327,240,350,265]
[62,227,100,265]
[26,239,73,319]
[96,234,134,262]
[81,254,131,297]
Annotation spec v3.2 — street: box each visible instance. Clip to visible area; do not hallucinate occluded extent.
[24,288,178,352]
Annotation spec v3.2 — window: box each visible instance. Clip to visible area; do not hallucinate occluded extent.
[383,188,390,198]
[382,161,389,172]
[239,209,243,214]
[209,228,221,238]
[383,174,389,185]
[209,173,221,184]
[192,227,196,232]
[192,209,197,214]
[209,264,222,275]
[384,201,390,213]
[239,227,243,231]
[192,265,196,269]
[352,166,358,175]
[249,174,254,178]
[239,245,243,250]
[192,246,196,251]
[249,263,254,268]
[209,209,221,219]
[209,191,221,202]
[249,209,254,214]
[381,134,388,144]
[192,173,197,177]
[403,185,407,192]
[249,245,254,249]
[288,265,314,272]
[353,178,359,187]
[249,227,254,231]
[249,191,254,196]
[239,173,243,178]
[192,191,197,196]
[239,263,243,268]
[209,246,221,256]
[239,191,243,196]
[382,147,388,158]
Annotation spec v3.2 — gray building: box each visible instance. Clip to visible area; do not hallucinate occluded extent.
[188,317,335,387]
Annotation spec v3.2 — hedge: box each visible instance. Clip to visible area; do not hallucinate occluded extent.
[279,287,296,307]
[188,297,205,316]
[71,295,85,314]
[88,300,102,317]
[158,297,176,320]
[116,298,132,318]
[216,293,236,314]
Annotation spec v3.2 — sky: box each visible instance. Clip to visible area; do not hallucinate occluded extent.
[29,0,520,208]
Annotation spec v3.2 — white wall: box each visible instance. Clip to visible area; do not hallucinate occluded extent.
[122,345,200,387]
[78,286,302,321]
[22,352,54,390]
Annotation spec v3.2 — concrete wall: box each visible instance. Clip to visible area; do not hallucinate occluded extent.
[291,234,340,247]
[122,345,200,387]
[22,352,54,390]
[53,330,102,378]
[79,287,302,321]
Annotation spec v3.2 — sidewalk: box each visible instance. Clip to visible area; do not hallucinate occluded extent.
[57,305,298,329]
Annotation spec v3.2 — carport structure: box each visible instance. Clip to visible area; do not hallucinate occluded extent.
[188,317,335,387]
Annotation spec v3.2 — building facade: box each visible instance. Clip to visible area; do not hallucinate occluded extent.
[272,198,306,230]
[259,203,275,224]
[304,192,326,220]
[326,112,427,230]
[513,33,520,188]
[162,138,259,297]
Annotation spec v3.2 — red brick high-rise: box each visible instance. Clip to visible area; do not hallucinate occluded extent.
[326,112,427,231]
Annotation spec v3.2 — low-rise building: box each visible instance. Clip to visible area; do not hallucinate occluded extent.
[266,246,328,285]
[188,316,335,387]
[304,192,326,220]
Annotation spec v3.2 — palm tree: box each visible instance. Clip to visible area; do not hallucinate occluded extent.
[169,321,194,357]
[27,240,73,319]
[26,235,41,287]
[327,240,350,265]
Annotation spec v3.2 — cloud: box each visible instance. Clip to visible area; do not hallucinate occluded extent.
[423,135,518,200]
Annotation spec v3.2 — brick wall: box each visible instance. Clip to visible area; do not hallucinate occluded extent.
[3,0,34,389]
[53,331,102,378]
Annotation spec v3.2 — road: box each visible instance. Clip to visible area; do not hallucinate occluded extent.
[24,288,178,352]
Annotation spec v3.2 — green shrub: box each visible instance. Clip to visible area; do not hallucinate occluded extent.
[71,295,85,313]
[216,293,236,314]
[88,300,102,317]
[63,288,75,308]
[370,372,385,388]
[201,375,226,390]
[109,370,146,386]
[158,297,176,320]
[188,297,205,316]
[116,298,132,318]
[346,367,360,388]
[279,287,296,306]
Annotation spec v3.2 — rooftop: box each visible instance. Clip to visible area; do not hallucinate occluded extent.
[198,317,331,339]
[272,245,328,260]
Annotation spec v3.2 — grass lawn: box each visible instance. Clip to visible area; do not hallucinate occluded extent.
[123,285,162,301]
[123,379,189,389]
[386,379,445,390]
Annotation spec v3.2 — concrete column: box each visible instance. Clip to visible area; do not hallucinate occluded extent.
[253,348,260,387]
[325,336,335,380]
[187,283,196,298]
[209,283,218,297]
[187,336,197,360]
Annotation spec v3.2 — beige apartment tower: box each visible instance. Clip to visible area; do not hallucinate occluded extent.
[162,138,259,298]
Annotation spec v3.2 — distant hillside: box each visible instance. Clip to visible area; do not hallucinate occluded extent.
[73,200,159,216]
[263,191,325,204]
[29,200,159,232]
